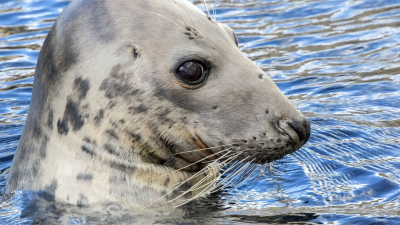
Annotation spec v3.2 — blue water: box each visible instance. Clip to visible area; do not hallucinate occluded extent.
[1,0,400,224]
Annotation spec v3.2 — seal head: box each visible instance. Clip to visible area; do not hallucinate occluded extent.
[5,0,310,207]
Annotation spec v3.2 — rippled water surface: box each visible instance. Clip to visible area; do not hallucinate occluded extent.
[1,0,400,224]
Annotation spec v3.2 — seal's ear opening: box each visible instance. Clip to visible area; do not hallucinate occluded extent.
[218,23,239,47]
[233,33,239,47]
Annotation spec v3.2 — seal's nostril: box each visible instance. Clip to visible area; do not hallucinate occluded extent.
[287,119,311,144]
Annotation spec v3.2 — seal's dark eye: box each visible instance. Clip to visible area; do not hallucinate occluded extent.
[176,61,207,86]
[233,33,239,47]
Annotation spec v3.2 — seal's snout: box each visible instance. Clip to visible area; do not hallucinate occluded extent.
[278,117,311,148]
[288,119,311,145]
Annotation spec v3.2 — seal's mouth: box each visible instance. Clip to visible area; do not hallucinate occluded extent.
[156,134,208,172]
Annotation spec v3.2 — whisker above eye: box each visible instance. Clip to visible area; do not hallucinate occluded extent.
[143,10,184,29]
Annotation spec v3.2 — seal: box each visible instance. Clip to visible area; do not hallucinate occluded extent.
[5,0,310,208]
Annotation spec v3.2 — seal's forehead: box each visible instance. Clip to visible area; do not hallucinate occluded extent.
[108,0,236,48]
[57,0,239,64]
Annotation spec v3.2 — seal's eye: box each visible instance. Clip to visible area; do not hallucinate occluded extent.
[176,61,207,86]
[233,33,239,47]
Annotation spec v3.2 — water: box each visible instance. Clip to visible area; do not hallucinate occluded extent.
[1,0,400,224]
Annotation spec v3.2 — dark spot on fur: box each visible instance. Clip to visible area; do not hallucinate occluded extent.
[77,173,93,181]
[164,177,170,187]
[109,173,127,185]
[265,109,269,114]
[38,179,58,202]
[132,47,139,59]
[106,129,119,140]
[84,137,91,143]
[128,131,142,142]
[65,99,84,131]
[47,109,53,129]
[57,118,69,135]
[131,89,140,95]
[82,145,95,156]
[129,104,148,114]
[39,135,49,158]
[258,74,263,79]
[100,64,135,99]
[82,137,97,156]
[94,109,104,126]
[77,194,89,207]
[212,106,218,109]
[58,99,85,135]
[32,160,40,177]
[109,162,136,173]
[32,120,43,140]
[108,101,116,109]
[104,144,119,156]
[73,77,90,100]
[119,119,125,124]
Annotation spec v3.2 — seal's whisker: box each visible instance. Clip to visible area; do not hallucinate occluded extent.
[231,161,262,188]
[216,158,256,189]
[174,178,217,208]
[144,10,184,29]
[211,156,252,192]
[178,152,242,197]
[140,158,223,210]
[207,0,216,20]
[198,150,241,165]
[180,3,196,29]
[151,147,233,180]
[187,152,244,195]
[251,155,269,181]
[173,150,234,187]
[175,175,221,207]
[223,161,253,183]
[166,163,220,204]
[144,150,236,209]
[173,142,241,155]
[160,0,189,28]
[202,0,210,16]
[239,161,259,178]
[164,159,227,204]
[188,176,218,193]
